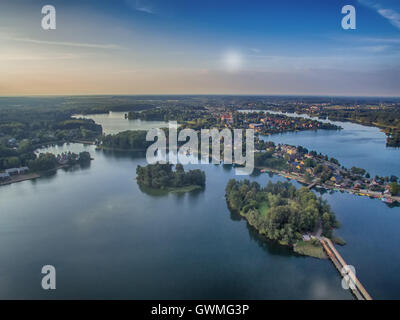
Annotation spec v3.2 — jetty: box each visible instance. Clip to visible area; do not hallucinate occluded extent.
[320,237,372,300]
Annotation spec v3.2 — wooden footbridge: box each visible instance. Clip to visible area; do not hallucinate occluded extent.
[320,237,372,300]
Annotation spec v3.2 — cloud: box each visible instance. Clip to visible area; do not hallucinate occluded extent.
[126,0,155,14]
[361,37,400,43]
[250,48,261,53]
[11,38,122,49]
[0,53,80,61]
[360,45,390,52]
[358,0,400,30]
[136,6,154,14]
[377,8,400,29]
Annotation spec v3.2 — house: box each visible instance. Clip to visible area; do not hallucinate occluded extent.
[220,113,233,123]
[354,182,363,190]
[330,175,343,183]
[280,145,298,156]
[249,123,263,132]
[327,164,337,171]
[5,168,19,176]
[384,185,391,195]
[7,138,17,147]
[370,179,378,187]
[5,167,29,176]
[341,180,353,188]
[290,161,298,169]
[0,172,10,181]
[18,167,29,174]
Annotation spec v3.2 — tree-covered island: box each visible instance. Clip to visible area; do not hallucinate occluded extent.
[225,179,341,258]
[136,163,206,193]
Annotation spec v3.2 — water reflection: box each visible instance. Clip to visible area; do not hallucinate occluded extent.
[227,199,300,258]
[245,223,295,258]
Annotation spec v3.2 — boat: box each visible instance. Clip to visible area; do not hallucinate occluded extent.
[382,198,394,204]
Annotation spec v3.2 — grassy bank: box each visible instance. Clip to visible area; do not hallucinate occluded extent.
[294,240,327,259]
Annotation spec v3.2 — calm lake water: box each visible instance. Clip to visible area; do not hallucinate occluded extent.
[0,111,399,299]
[73,112,168,134]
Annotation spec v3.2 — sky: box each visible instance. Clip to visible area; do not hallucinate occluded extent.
[0,0,399,96]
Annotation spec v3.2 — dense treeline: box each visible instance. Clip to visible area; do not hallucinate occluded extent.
[136,163,205,190]
[323,108,400,130]
[26,151,91,172]
[0,142,36,170]
[101,130,154,150]
[0,117,101,142]
[254,151,289,170]
[0,118,100,170]
[128,106,206,122]
[27,153,58,171]
[0,99,102,171]
[225,180,338,245]
[388,132,400,148]
[390,182,400,196]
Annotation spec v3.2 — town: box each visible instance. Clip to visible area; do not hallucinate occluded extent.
[128,107,341,134]
[254,142,400,204]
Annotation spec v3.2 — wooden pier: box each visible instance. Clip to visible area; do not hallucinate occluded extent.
[320,237,372,300]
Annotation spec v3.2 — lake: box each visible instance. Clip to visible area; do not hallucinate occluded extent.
[73,112,169,135]
[0,111,399,299]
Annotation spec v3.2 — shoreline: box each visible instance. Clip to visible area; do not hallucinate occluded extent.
[226,199,328,260]
[257,166,400,203]
[0,163,86,187]
[0,172,41,186]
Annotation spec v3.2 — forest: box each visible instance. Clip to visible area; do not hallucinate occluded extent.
[136,163,205,190]
[225,179,339,245]
[101,130,154,150]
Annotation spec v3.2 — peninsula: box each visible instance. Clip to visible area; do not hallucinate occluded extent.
[225,179,341,259]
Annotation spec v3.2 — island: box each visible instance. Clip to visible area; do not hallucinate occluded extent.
[225,179,342,259]
[136,163,205,193]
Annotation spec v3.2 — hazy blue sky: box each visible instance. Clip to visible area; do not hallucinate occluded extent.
[0,0,399,96]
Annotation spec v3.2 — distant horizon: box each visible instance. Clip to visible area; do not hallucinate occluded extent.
[1,93,400,99]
